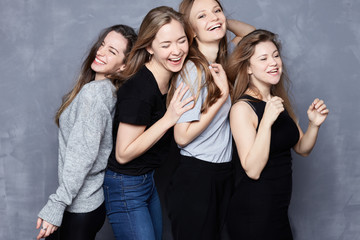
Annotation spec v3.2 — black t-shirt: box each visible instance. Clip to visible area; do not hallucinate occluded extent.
[107,65,172,176]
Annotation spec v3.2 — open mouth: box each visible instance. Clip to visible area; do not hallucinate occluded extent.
[94,57,105,65]
[267,68,280,75]
[169,56,182,64]
[208,24,221,31]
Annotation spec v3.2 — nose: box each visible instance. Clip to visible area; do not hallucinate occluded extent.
[97,46,105,56]
[172,44,181,55]
[269,57,277,66]
[210,12,219,21]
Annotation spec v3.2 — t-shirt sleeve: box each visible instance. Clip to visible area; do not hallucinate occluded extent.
[176,61,203,123]
[115,79,152,126]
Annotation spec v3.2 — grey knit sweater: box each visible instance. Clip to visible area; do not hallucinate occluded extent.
[38,79,116,226]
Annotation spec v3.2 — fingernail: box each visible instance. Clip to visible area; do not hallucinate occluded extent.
[209,65,212,69]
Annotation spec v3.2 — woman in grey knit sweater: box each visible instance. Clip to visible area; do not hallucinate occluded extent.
[36,25,137,240]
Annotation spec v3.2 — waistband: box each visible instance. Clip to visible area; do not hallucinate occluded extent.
[180,155,233,171]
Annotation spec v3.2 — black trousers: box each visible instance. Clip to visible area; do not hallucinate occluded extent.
[166,156,234,240]
[46,202,106,240]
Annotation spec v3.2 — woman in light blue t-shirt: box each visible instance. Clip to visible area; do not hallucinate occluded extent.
[165,0,255,239]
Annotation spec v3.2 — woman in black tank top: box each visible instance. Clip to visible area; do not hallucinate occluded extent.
[225,29,329,240]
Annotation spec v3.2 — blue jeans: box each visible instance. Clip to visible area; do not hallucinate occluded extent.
[103,169,162,240]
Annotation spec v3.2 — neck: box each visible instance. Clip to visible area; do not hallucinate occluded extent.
[94,73,105,81]
[145,61,171,95]
[196,40,220,63]
[249,79,273,101]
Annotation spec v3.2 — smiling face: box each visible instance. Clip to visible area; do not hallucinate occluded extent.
[248,41,283,88]
[147,19,189,75]
[91,31,128,80]
[188,0,226,44]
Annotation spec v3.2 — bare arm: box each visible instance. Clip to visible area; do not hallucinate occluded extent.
[116,83,194,164]
[293,98,329,156]
[174,63,229,147]
[227,19,256,45]
[231,97,284,180]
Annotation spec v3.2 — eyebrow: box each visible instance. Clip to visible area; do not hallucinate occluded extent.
[109,46,120,54]
[159,36,187,44]
[256,49,279,59]
[194,3,220,15]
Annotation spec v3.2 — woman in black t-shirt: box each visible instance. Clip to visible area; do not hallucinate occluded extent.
[104,6,193,240]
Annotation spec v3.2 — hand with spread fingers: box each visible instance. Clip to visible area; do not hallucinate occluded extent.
[36,218,58,240]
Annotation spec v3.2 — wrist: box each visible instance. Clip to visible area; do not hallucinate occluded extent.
[308,121,320,129]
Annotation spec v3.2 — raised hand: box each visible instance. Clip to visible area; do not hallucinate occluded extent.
[307,98,329,127]
[262,96,284,127]
[209,63,229,96]
[36,218,58,240]
[164,82,194,125]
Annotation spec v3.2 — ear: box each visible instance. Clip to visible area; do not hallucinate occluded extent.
[247,65,253,75]
[116,64,126,73]
[146,46,154,55]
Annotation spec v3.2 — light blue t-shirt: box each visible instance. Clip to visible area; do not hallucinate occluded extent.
[176,61,232,163]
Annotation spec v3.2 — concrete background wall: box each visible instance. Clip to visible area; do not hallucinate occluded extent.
[0,0,359,239]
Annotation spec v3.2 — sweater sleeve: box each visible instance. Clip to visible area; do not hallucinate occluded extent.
[38,88,109,226]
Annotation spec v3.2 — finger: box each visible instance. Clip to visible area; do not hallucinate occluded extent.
[270,96,283,103]
[173,82,184,99]
[308,102,315,111]
[210,63,222,73]
[36,230,44,240]
[181,96,194,107]
[181,102,195,113]
[317,104,327,112]
[314,100,324,109]
[36,218,42,229]
[209,65,217,76]
[321,109,329,114]
[44,226,52,238]
[312,98,320,106]
[177,84,190,101]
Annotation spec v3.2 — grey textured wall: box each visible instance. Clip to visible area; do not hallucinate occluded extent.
[0,0,359,239]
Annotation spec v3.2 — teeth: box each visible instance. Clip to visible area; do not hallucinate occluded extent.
[95,58,105,64]
[209,24,221,31]
[170,57,181,61]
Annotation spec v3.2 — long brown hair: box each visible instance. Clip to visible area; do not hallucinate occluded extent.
[55,25,137,126]
[167,0,229,113]
[227,29,296,121]
[116,6,192,84]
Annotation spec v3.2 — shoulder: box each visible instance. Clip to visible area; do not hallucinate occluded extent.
[231,100,256,120]
[78,79,116,107]
[177,60,204,88]
[118,67,156,101]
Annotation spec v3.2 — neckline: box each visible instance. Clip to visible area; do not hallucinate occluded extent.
[143,65,168,97]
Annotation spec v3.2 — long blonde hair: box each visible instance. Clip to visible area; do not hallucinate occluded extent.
[227,29,297,121]
[167,0,229,113]
[55,25,137,126]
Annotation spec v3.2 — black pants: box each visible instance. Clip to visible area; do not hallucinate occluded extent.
[166,156,234,240]
[46,202,106,240]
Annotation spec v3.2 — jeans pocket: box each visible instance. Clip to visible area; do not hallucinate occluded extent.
[122,174,148,189]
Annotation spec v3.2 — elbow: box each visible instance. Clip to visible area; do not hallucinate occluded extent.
[245,170,261,180]
[174,135,191,148]
[298,151,310,157]
[115,152,130,165]
[242,163,261,180]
